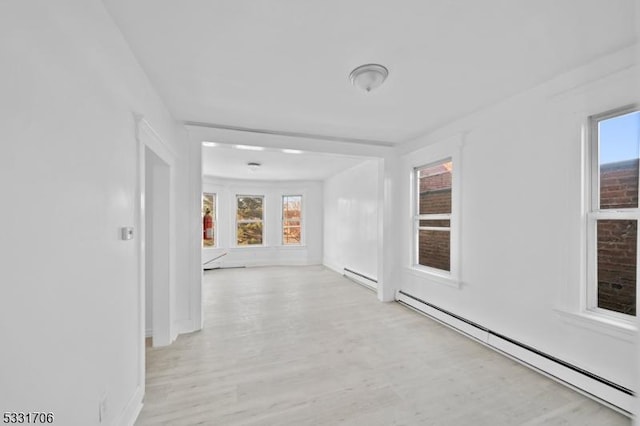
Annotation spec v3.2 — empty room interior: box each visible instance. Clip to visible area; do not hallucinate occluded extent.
[2,1,640,425]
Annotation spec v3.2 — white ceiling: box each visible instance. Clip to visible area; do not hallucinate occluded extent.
[104,0,637,144]
[201,143,370,181]
[103,1,637,180]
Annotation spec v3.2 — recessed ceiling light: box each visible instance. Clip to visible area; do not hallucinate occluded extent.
[282,149,303,154]
[234,144,265,151]
[247,162,261,172]
[202,141,218,147]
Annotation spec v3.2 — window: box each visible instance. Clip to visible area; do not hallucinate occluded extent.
[202,193,216,247]
[282,195,302,245]
[236,195,264,246]
[588,106,640,318]
[414,159,453,273]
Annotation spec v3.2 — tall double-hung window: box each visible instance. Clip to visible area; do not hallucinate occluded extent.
[282,195,302,245]
[236,195,264,246]
[588,106,640,318]
[414,159,454,273]
[202,193,217,247]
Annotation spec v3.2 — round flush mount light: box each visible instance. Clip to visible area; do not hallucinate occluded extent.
[349,64,388,93]
[247,162,261,172]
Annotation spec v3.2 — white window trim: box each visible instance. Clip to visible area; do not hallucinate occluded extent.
[234,194,265,248]
[584,105,639,325]
[408,144,462,286]
[404,266,461,289]
[553,308,636,342]
[211,192,218,249]
[281,194,304,247]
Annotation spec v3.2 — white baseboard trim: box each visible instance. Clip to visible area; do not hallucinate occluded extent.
[175,319,199,335]
[396,290,634,416]
[205,259,319,270]
[147,322,194,345]
[343,267,377,292]
[113,384,144,426]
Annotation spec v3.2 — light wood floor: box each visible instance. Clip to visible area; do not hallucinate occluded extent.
[136,265,630,425]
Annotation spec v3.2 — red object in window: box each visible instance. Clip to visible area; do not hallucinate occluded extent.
[203,213,213,240]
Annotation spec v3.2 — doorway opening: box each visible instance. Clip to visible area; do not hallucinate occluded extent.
[144,146,171,347]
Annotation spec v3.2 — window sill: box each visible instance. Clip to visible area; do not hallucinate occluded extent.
[404,267,461,289]
[553,308,637,342]
[277,244,307,250]
[227,245,308,250]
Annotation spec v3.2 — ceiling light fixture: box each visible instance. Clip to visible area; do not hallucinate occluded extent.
[235,144,265,151]
[247,162,261,172]
[349,64,388,93]
[282,149,303,154]
[202,141,218,147]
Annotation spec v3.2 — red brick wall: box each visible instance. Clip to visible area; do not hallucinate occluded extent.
[419,170,451,193]
[600,159,639,209]
[418,230,450,271]
[597,160,638,315]
[418,169,452,271]
[597,220,636,315]
[419,189,451,215]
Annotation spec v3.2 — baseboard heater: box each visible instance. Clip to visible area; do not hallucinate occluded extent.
[344,268,377,292]
[203,252,233,271]
[204,265,246,271]
[396,290,634,416]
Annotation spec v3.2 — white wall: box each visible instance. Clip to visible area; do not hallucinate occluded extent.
[397,46,639,393]
[202,177,323,268]
[0,1,192,424]
[323,160,380,280]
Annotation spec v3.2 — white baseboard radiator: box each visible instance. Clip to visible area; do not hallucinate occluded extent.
[203,252,228,270]
[396,290,634,416]
[344,268,377,291]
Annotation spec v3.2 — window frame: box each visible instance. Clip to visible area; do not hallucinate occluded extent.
[586,105,639,322]
[410,148,461,286]
[202,192,217,248]
[235,194,265,247]
[281,194,303,246]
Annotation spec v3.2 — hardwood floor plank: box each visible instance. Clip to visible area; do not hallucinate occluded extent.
[136,266,630,425]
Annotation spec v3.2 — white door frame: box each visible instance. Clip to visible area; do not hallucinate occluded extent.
[188,137,204,331]
[136,117,177,368]
[145,146,172,347]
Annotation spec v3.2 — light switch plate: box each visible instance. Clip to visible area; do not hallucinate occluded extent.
[121,227,134,240]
